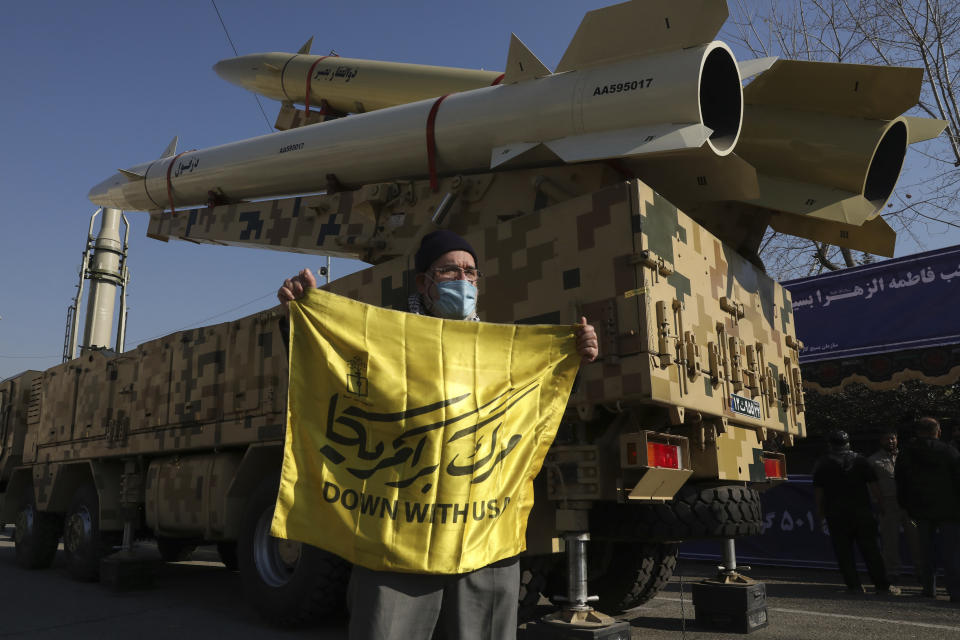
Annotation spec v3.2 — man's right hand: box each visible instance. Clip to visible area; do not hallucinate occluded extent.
[278,268,317,312]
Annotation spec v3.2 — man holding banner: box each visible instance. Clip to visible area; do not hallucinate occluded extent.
[276,230,598,639]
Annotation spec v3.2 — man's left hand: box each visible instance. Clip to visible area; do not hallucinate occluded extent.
[576,317,598,363]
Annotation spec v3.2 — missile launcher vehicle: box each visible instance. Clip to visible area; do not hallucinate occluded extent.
[1,0,945,628]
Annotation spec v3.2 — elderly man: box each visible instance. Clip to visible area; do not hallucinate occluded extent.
[278,229,598,639]
[867,431,920,584]
[896,417,960,602]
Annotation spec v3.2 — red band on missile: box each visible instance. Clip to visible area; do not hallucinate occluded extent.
[304,55,334,117]
[166,150,193,215]
[491,73,505,85]
[426,94,450,193]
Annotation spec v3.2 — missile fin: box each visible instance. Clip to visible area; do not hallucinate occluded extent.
[490,142,541,168]
[118,168,145,181]
[904,116,948,143]
[298,37,313,55]
[769,211,896,257]
[752,174,877,225]
[745,60,923,120]
[626,151,759,206]
[555,0,727,72]
[160,136,178,158]
[738,56,778,81]
[544,124,711,164]
[502,34,551,84]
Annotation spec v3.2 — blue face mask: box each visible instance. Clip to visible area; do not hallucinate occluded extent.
[427,279,477,319]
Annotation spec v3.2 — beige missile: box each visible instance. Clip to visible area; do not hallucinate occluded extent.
[214,0,731,117]
[90,1,744,213]
[213,41,504,115]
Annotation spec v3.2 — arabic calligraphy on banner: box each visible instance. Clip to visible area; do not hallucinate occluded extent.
[791,264,955,310]
[271,289,580,574]
[783,246,960,362]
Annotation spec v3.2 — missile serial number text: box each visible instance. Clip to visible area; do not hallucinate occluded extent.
[279,143,305,154]
[593,78,653,96]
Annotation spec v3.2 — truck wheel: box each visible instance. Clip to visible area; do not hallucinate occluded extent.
[587,541,678,613]
[518,554,559,622]
[13,487,60,569]
[156,537,198,562]
[62,484,118,581]
[591,484,762,542]
[238,478,350,627]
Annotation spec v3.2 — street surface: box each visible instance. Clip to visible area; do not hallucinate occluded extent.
[1,527,957,639]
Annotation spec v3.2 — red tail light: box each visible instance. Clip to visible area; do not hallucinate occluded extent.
[647,442,681,469]
[763,457,784,478]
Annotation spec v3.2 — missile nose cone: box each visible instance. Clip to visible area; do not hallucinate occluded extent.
[212,56,250,88]
[213,53,288,102]
[88,174,126,208]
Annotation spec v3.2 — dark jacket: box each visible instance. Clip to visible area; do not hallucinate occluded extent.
[812,449,876,518]
[895,436,960,522]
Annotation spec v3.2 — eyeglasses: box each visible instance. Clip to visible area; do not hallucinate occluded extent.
[429,265,482,282]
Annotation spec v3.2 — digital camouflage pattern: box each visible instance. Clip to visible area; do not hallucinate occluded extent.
[2,167,802,543]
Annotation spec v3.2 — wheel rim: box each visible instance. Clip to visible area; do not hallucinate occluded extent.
[14,504,35,545]
[64,504,93,554]
[252,505,302,587]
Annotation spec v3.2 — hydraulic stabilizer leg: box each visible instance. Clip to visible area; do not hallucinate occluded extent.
[100,459,159,590]
[555,533,600,614]
[691,538,769,633]
[717,537,752,584]
[523,531,631,639]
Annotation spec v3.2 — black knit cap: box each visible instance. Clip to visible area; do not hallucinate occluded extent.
[414,229,478,274]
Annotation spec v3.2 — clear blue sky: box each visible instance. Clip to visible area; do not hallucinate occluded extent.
[1,1,956,380]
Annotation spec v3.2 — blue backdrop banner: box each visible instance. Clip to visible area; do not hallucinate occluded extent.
[782,245,960,363]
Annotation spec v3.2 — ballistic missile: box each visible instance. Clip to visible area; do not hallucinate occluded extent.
[89,0,743,213]
[213,40,504,115]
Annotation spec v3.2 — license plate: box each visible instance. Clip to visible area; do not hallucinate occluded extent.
[730,393,762,419]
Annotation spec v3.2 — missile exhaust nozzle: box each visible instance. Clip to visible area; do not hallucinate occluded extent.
[699,45,742,156]
[863,119,907,213]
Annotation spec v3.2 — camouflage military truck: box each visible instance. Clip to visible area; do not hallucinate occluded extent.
[0,162,801,624]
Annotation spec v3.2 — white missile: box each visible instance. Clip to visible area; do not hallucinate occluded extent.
[89,1,743,212]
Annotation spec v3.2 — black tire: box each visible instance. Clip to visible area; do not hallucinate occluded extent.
[217,541,239,571]
[238,477,351,627]
[13,487,60,570]
[591,484,762,542]
[156,537,198,562]
[518,554,560,622]
[62,484,119,581]
[587,541,678,613]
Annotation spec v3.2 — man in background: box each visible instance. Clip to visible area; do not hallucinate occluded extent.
[867,431,920,584]
[896,417,960,602]
[814,430,899,595]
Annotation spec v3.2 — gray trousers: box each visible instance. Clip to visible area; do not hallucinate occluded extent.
[347,558,520,640]
[876,497,919,578]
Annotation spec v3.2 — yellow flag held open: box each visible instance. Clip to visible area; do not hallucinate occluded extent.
[270,289,580,574]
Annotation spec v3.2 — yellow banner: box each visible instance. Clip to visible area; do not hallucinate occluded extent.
[270,289,580,574]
